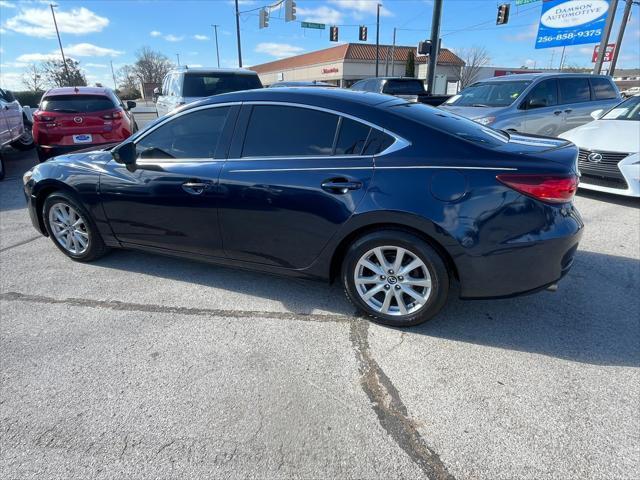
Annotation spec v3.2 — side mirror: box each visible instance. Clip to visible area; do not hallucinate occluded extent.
[126,100,137,110]
[152,87,161,103]
[526,98,547,109]
[111,141,137,171]
[590,109,604,120]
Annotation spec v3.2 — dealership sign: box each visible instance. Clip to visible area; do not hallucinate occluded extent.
[535,0,609,49]
[591,43,615,62]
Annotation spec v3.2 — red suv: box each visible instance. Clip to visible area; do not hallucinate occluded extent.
[33,87,138,162]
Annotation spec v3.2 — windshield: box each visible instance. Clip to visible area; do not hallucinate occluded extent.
[445,80,531,107]
[182,73,262,97]
[384,80,425,95]
[390,102,509,148]
[40,95,116,113]
[601,96,640,121]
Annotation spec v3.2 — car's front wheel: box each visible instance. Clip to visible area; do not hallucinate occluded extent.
[43,192,109,262]
[10,118,35,151]
[342,230,449,327]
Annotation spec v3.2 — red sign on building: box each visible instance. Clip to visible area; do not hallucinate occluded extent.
[322,67,339,74]
[592,44,616,63]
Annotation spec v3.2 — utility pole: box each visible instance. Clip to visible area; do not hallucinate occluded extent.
[426,0,443,94]
[594,0,618,74]
[559,46,566,71]
[211,24,221,68]
[110,60,117,90]
[235,0,243,68]
[609,0,635,76]
[375,3,381,77]
[50,4,70,84]
[390,27,397,77]
[176,53,180,66]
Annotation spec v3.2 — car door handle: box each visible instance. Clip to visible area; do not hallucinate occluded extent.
[564,109,573,114]
[182,181,210,195]
[553,110,562,115]
[321,179,363,194]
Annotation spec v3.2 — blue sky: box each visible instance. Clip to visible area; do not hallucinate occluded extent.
[1,0,639,90]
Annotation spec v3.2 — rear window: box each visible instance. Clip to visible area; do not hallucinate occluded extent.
[384,80,425,95]
[182,73,262,97]
[391,102,508,147]
[40,95,116,113]
[559,78,591,104]
[591,77,617,100]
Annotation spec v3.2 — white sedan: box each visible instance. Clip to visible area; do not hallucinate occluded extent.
[560,95,640,197]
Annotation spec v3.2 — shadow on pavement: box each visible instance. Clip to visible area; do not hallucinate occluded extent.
[93,246,640,368]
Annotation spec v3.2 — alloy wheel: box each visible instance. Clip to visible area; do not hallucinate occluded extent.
[48,202,90,255]
[354,246,432,316]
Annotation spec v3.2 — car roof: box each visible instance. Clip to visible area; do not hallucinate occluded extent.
[480,72,611,83]
[271,81,336,87]
[44,86,112,96]
[170,67,258,75]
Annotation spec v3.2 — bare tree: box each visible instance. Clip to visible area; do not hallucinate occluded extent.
[454,47,491,89]
[131,47,173,84]
[22,64,46,92]
[117,64,141,96]
[41,59,87,87]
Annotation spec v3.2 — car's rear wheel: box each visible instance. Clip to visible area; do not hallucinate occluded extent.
[43,192,109,262]
[10,118,35,151]
[342,230,449,327]
[36,147,49,163]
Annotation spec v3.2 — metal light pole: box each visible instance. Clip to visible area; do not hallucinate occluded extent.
[50,3,70,83]
[390,27,397,76]
[375,3,381,77]
[609,0,635,76]
[235,0,243,68]
[211,24,221,68]
[176,53,180,66]
[426,0,443,94]
[110,60,117,89]
[594,0,618,74]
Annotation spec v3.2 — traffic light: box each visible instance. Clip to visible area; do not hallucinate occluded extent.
[330,26,339,42]
[259,8,269,29]
[496,3,510,25]
[418,41,431,55]
[359,25,367,42]
[285,0,296,22]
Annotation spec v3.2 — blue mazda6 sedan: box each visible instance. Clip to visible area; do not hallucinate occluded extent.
[23,88,583,326]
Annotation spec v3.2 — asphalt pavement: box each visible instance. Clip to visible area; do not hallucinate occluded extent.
[1,119,639,479]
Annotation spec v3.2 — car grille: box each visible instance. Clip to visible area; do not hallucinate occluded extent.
[578,149,629,190]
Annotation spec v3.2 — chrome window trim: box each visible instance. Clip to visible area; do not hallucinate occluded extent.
[227,165,518,174]
[131,100,410,163]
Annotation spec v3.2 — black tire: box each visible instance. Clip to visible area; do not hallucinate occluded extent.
[0,154,5,181]
[36,147,49,163]
[10,119,35,151]
[42,191,109,262]
[341,230,449,327]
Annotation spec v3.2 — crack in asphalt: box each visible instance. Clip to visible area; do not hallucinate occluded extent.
[350,320,455,480]
[0,235,42,253]
[1,290,453,477]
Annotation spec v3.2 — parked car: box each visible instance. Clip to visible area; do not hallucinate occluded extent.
[23,88,583,327]
[621,86,640,98]
[154,67,263,117]
[270,81,337,88]
[559,95,640,197]
[1,88,35,179]
[350,77,451,106]
[440,73,621,136]
[33,86,137,162]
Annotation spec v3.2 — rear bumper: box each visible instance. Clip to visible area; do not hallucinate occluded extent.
[456,204,584,299]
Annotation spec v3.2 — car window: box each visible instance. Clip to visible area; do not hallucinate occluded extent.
[523,79,558,109]
[363,129,395,155]
[351,80,365,91]
[334,118,371,155]
[383,80,425,95]
[182,73,262,97]
[135,106,230,159]
[444,80,530,107]
[242,105,338,157]
[591,77,617,100]
[40,95,116,113]
[168,74,180,96]
[601,95,640,121]
[162,74,171,95]
[558,77,591,104]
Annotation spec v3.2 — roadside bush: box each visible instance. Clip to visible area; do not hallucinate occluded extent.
[117,88,141,101]
[13,90,44,108]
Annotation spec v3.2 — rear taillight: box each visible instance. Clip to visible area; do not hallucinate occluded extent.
[496,174,579,204]
[34,113,56,122]
[101,110,122,120]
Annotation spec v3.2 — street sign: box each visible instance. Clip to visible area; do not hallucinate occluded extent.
[592,43,615,62]
[301,22,325,30]
[516,0,539,5]
[535,0,610,49]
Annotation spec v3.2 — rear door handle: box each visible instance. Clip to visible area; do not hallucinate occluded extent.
[182,181,210,195]
[553,110,562,115]
[564,109,573,113]
[321,179,363,194]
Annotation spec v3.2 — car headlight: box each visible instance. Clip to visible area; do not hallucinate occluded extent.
[475,116,496,126]
[23,169,33,186]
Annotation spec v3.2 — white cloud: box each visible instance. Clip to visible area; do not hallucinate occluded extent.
[193,34,209,41]
[3,6,109,38]
[0,1,17,8]
[329,0,392,18]
[164,34,184,42]
[297,6,343,25]
[186,63,203,68]
[65,43,123,57]
[255,42,304,58]
[150,30,162,37]
[0,71,22,90]
[16,52,60,62]
[0,61,28,68]
[85,63,108,68]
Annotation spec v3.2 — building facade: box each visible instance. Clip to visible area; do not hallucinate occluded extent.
[249,43,464,93]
